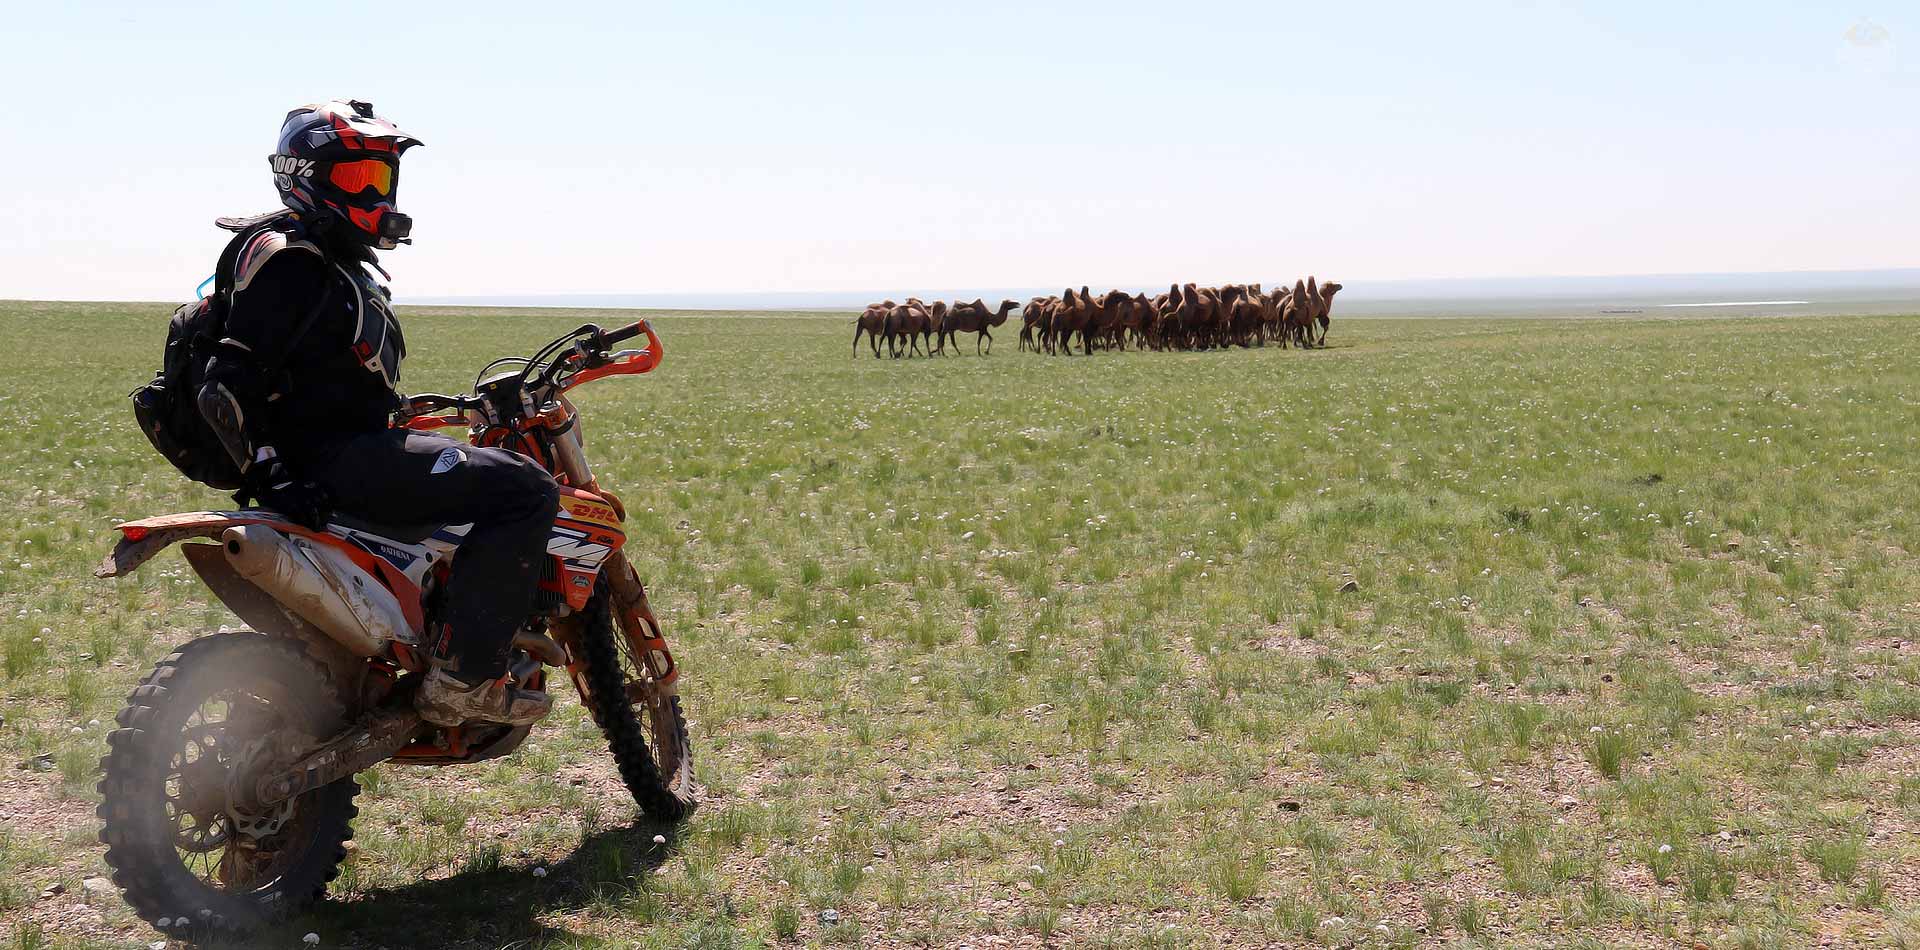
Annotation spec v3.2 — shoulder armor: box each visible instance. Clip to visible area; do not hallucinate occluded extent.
[232,228,324,294]
[214,209,292,233]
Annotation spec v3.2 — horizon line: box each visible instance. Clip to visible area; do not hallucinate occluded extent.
[406,265,1920,303]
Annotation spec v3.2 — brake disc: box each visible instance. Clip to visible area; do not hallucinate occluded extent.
[225,735,297,839]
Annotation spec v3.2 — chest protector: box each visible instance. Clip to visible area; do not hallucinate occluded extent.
[339,261,406,388]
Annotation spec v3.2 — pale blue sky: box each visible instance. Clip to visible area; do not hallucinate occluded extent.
[2,1,1913,300]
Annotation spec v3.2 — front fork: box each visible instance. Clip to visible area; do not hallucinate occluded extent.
[546,420,679,695]
[600,551,679,693]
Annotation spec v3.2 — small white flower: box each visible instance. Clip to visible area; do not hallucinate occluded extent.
[532,866,548,878]
[1657,843,1672,855]
[303,934,321,946]
[652,834,667,844]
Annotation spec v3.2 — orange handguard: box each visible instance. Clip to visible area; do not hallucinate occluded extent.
[562,321,663,393]
[402,414,468,431]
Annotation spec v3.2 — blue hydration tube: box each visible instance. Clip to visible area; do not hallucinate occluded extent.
[194,274,216,299]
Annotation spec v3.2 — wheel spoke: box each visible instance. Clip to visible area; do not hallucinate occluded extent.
[154,686,312,891]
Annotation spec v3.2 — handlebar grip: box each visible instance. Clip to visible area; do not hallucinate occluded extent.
[405,393,470,413]
[598,321,646,347]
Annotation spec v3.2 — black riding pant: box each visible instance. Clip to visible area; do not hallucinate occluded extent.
[294,430,561,681]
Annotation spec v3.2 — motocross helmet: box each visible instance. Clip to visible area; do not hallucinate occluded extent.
[270,100,422,249]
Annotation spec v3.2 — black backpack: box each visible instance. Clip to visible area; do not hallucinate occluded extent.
[131,214,331,490]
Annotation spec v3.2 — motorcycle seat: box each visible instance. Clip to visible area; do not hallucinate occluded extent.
[328,514,447,545]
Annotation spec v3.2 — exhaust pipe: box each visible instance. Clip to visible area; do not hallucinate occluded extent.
[222,525,413,657]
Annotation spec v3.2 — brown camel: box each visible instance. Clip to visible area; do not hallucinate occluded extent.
[1050,288,1094,355]
[1300,278,1324,348]
[1104,291,1155,350]
[854,300,893,358]
[885,300,934,358]
[1220,284,1264,348]
[1261,287,1291,346]
[1079,286,1110,354]
[1281,278,1320,348]
[1152,288,1178,349]
[927,300,952,356]
[1312,280,1343,347]
[1095,289,1133,351]
[1131,293,1159,349]
[943,298,1020,355]
[1176,283,1222,350]
[1020,296,1055,352]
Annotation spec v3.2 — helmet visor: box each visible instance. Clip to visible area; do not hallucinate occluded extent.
[328,159,396,197]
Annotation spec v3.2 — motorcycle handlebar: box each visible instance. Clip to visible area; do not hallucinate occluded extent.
[595,321,647,349]
[407,393,471,409]
[401,393,479,416]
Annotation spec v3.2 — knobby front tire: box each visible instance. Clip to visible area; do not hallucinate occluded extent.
[574,583,697,820]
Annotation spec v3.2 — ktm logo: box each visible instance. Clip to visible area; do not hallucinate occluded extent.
[548,525,614,566]
[548,538,613,563]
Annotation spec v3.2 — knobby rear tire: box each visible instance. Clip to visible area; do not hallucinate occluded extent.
[575,584,697,820]
[97,633,359,938]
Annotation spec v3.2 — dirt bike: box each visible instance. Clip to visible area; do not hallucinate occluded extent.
[92,319,695,937]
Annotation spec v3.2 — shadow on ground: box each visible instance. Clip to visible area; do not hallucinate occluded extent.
[219,820,684,949]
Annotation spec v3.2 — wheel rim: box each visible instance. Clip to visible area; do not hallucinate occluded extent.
[611,627,686,783]
[162,689,319,894]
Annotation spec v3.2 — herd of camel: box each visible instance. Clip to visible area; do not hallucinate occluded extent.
[853,278,1343,358]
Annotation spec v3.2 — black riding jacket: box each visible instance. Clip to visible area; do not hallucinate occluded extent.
[197,219,406,471]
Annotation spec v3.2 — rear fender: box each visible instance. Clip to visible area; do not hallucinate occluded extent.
[94,511,312,579]
[98,509,425,641]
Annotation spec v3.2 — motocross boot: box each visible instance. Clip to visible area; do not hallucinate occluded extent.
[416,668,552,727]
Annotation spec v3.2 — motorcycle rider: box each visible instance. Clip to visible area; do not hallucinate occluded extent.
[196,100,559,727]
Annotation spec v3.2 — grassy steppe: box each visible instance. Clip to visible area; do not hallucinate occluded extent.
[3,301,1919,948]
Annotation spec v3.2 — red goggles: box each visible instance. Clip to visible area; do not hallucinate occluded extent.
[328,159,396,197]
